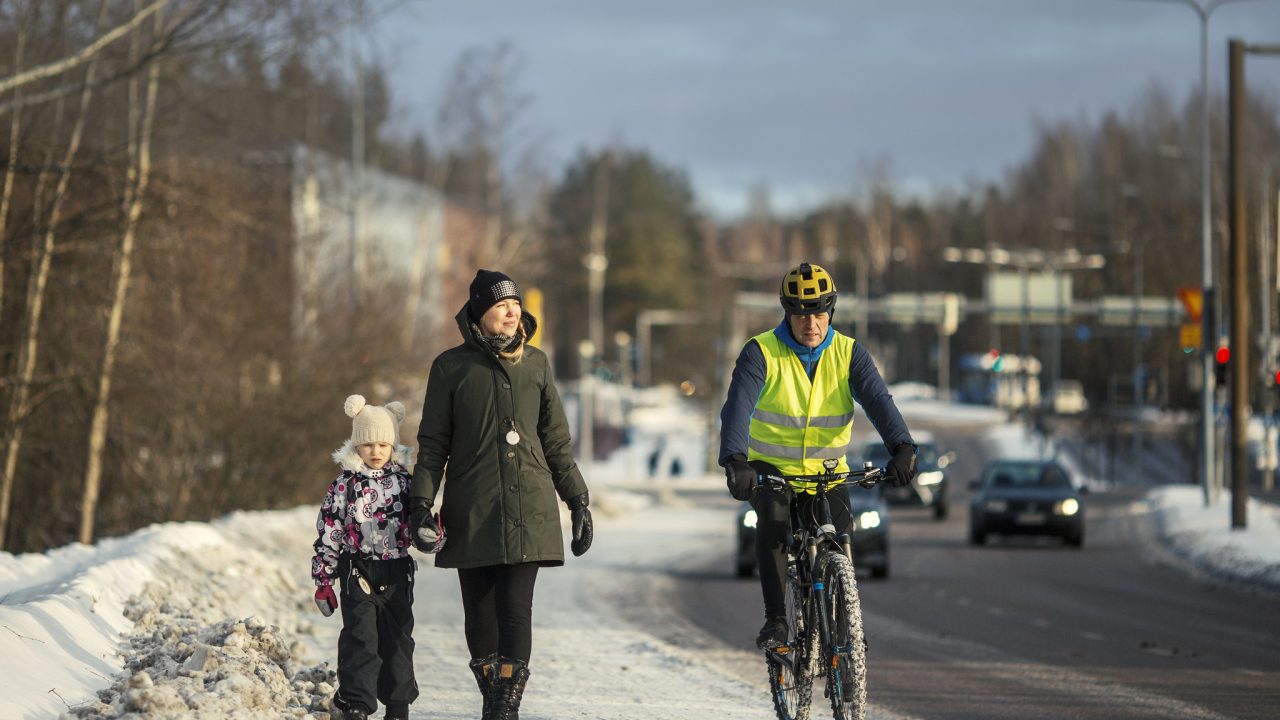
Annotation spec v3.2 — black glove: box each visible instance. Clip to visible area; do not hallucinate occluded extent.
[725,460,756,501]
[408,498,444,553]
[568,493,593,557]
[885,443,918,488]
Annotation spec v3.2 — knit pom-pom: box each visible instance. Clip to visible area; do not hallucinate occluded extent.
[344,395,366,419]
[385,401,406,424]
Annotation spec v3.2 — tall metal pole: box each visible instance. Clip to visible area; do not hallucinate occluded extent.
[1259,171,1274,493]
[1197,4,1218,507]
[1227,38,1248,529]
[587,158,610,366]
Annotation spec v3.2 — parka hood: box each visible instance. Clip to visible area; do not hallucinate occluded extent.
[331,439,415,476]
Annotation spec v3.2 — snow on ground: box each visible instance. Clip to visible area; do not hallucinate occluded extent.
[3,388,1279,718]
[1145,486,1280,589]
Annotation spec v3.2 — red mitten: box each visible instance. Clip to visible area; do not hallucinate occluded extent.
[314,584,338,617]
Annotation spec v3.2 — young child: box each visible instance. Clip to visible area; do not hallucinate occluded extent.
[311,394,439,720]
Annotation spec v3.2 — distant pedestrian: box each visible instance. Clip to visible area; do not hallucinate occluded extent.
[311,395,437,720]
[409,269,593,720]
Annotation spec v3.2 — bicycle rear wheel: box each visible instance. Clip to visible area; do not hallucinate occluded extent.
[820,551,867,720]
[766,566,818,720]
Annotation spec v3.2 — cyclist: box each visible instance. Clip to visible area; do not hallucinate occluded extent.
[719,262,918,649]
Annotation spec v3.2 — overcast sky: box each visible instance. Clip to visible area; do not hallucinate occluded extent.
[368,0,1280,219]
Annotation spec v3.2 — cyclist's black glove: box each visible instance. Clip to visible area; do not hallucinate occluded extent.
[568,492,593,556]
[885,443,918,488]
[725,460,755,501]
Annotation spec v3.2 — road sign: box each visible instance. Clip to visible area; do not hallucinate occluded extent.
[1181,322,1202,350]
[1177,287,1203,323]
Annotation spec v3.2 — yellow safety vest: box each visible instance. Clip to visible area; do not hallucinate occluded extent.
[747,329,857,493]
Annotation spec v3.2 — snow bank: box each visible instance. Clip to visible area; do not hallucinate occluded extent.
[1147,486,1280,590]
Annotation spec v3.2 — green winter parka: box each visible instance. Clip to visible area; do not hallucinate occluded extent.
[410,305,587,569]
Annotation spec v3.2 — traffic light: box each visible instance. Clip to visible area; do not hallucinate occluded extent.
[984,348,1005,373]
[1214,344,1230,387]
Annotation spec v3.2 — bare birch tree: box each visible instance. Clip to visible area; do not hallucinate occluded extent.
[0,1,107,551]
[0,20,28,321]
[80,0,166,544]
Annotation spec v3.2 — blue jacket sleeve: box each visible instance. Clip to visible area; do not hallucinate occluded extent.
[718,339,766,466]
[848,342,914,453]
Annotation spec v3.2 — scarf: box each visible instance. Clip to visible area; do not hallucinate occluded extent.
[472,323,526,363]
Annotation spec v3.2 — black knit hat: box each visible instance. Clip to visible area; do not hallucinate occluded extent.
[468,269,522,321]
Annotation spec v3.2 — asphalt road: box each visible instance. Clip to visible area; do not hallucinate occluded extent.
[673,419,1280,720]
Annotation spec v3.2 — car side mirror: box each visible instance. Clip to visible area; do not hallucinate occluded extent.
[1077,485,1090,495]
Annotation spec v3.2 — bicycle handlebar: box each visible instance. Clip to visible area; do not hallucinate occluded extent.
[756,463,884,492]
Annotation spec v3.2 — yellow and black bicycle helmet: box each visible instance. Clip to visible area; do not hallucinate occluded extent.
[779,262,837,315]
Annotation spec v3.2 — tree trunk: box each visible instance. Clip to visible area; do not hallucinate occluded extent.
[81,1,166,546]
[0,2,107,551]
[0,26,28,320]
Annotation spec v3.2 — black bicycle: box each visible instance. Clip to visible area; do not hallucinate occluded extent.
[758,460,883,720]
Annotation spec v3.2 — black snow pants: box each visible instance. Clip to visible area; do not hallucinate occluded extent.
[336,555,418,714]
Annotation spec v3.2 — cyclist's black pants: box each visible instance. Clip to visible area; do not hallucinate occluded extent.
[458,562,540,663]
[752,486,855,619]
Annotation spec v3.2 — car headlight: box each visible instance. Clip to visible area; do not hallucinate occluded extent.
[742,509,758,529]
[984,499,1008,512]
[858,510,881,530]
[1055,498,1080,516]
[916,470,944,486]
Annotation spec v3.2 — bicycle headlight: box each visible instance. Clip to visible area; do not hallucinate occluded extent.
[916,470,944,486]
[742,509,758,529]
[1055,498,1080,516]
[858,510,881,530]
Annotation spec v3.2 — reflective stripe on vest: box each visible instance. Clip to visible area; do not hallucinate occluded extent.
[747,329,856,492]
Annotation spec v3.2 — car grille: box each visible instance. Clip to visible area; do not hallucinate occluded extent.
[1003,500,1046,514]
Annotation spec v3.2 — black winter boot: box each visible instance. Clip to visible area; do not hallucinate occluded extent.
[484,658,530,720]
[383,702,409,719]
[331,695,369,720]
[469,654,496,718]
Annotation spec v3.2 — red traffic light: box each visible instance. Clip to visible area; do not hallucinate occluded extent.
[1274,368,1280,386]
[1216,346,1230,365]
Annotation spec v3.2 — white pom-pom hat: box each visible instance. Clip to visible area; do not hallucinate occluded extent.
[345,394,406,446]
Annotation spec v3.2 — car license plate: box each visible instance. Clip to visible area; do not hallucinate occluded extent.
[1017,512,1046,525]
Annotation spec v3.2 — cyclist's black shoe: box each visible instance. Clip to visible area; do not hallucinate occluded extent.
[756,616,789,649]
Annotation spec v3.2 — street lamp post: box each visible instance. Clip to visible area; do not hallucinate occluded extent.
[1122,0,1278,505]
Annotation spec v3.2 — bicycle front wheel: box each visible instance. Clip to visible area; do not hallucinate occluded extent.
[766,568,818,720]
[820,551,867,720]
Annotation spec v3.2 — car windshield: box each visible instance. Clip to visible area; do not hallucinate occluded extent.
[984,463,1071,490]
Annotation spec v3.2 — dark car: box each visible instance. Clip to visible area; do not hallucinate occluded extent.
[968,459,1085,547]
[858,431,954,520]
[736,482,891,579]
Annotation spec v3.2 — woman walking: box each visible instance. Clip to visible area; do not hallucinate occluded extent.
[408,269,593,720]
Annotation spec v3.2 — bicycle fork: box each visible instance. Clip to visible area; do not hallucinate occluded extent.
[806,537,835,668]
